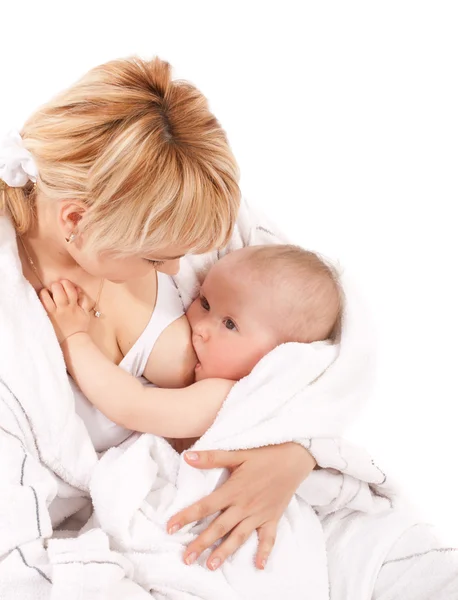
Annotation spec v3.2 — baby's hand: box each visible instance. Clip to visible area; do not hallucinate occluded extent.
[39,280,91,344]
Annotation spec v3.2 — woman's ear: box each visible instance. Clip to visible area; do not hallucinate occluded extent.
[57,200,87,240]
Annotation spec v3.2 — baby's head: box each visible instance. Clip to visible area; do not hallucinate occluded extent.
[186,244,343,381]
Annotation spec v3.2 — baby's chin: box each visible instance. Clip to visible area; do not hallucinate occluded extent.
[194,361,221,381]
[194,361,205,381]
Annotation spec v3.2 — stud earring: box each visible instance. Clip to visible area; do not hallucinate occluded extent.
[66,232,76,243]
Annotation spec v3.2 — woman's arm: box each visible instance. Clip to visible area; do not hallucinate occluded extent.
[62,331,233,437]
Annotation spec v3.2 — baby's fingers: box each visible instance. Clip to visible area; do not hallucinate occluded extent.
[39,288,56,314]
[61,280,79,305]
[50,282,69,308]
[76,287,93,314]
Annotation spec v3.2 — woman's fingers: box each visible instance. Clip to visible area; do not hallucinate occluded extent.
[185,517,279,570]
[206,517,259,570]
[183,449,247,470]
[39,288,56,313]
[182,518,279,571]
[168,485,231,534]
[61,279,78,305]
[255,521,278,570]
[182,506,244,565]
[172,444,314,569]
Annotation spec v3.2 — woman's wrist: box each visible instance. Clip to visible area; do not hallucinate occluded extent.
[292,439,320,469]
[285,441,317,473]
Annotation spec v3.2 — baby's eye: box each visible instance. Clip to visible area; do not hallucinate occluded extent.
[200,296,210,311]
[224,318,238,331]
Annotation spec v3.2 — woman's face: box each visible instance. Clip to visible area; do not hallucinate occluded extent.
[57,202,186,281]
[68,243,185,282]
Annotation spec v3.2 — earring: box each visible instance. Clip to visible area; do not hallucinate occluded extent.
[66,232,76,243]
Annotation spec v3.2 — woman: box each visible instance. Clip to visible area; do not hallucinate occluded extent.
[0,56,315,574]
[1,56,456,599]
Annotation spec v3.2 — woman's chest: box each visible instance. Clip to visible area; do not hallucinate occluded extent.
[86,275,157,365]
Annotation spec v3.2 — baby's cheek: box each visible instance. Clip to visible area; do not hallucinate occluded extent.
[185,299,199,325]
[216,349,248,380]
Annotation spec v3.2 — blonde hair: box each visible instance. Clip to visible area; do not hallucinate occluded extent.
[1,57,240,255]
[241,244,344,343]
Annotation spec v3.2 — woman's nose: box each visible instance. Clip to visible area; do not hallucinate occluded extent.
[157,258,181,276]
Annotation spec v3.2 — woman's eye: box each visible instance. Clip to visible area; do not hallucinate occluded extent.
[200,296,210,311]
[224,319,237,331]
[145,259,165,267]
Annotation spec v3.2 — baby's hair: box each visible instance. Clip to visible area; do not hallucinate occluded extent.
[242,244,344,344]
[1,57,240,256]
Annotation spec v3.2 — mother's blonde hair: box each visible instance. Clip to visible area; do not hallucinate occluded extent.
[1,57,240,255]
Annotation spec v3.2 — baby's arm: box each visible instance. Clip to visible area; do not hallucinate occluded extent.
[64,333,233,437]
[39,280,234,438]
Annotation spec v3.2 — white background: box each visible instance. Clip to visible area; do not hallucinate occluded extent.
[1,2,457,541]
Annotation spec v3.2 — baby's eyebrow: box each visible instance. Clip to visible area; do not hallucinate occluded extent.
[196,266,211,285]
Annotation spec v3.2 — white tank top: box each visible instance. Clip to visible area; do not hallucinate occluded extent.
[72,272,184,452]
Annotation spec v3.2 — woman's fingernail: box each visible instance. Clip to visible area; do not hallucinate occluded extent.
[168,524,180,534]
[185,452,199,462]
[261,558,267,569]
[209,557,221,570]
[185,552,197,565]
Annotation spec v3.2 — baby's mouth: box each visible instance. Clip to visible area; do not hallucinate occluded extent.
[191,336,202,370]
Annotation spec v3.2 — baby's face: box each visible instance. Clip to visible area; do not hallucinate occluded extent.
[186,255,278,382]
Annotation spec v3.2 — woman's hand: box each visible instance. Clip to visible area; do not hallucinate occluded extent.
[167,442,316,570]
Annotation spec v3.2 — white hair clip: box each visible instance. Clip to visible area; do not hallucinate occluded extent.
[0,130,38,187]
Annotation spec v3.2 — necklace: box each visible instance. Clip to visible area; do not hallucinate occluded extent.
[19,236,105,318]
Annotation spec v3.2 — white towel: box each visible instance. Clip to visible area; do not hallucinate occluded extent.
[90,339,402,600]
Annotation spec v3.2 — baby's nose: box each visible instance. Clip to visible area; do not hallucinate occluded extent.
[193,318,211,340]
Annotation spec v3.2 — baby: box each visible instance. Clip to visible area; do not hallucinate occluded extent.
[41,245,343,439]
